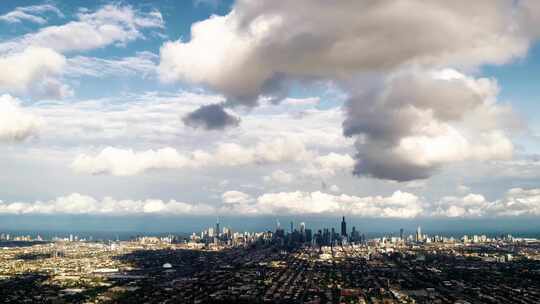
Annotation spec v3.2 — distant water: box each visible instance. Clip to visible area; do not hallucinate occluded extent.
[0,231,191,242]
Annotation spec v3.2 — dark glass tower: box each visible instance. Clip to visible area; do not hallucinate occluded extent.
[341,216,347,237]
[216,217,220,237]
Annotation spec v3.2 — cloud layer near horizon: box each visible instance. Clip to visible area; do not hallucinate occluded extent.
[1,187,540,218]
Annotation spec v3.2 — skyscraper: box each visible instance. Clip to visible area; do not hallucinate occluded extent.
[290,221,294,233]
[305,229,312,243]
[216,217,220,238]
[275,219,284,238]
[341,216,347,237]
[416,226,422,242]
[400,228,404,240]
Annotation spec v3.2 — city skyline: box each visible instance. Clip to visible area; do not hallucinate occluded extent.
[0,215,526,245]
[1,214,538,303]
[1,214,540,240]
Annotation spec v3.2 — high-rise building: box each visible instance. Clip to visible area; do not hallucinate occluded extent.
[216,217,220,238]
[290,221,294,233]
[341,216,347,237]
[400,228,404,240]
[350,226,360,242]
[416,226,422,242]
[322,228,330,245]
[305,229,312,243]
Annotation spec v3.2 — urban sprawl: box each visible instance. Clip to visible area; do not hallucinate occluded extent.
[1,218,540,303]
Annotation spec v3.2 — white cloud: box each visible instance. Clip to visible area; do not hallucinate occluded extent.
[253,137,310,163]
[71,147,190,176]
[0,5,164,53]
[433,188,540,217]
[264,170,294,184]
[489,188,540,217]
[222,190,252,204]
[71,137,311,176]
[252,190,424,218]
[0,47,66,95]
[243,187,540,218]
[0,193,213,215]
[24,90,351,161]
[66,51,158,78]
[193,137,311,168]
[302,152,355,177]
[315,152,355,172]
[480,158,540,179]
[242,107,352,149]
[2,187,540,217]
[0,94,41,142]
[30,91,224,146]
[0,190,435,217]
[0,4,63,24]
[329,184,340,193]
[433,194,489,217]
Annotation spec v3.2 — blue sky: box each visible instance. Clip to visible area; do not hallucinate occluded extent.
[0,1,540,233]
[482,42,540,152]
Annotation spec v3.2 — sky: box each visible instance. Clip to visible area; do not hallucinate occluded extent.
[1,0,540,234]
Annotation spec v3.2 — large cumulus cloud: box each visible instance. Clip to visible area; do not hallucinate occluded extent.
[343,69,516,181]
[158,0,539,181]
[159,0,533,101]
